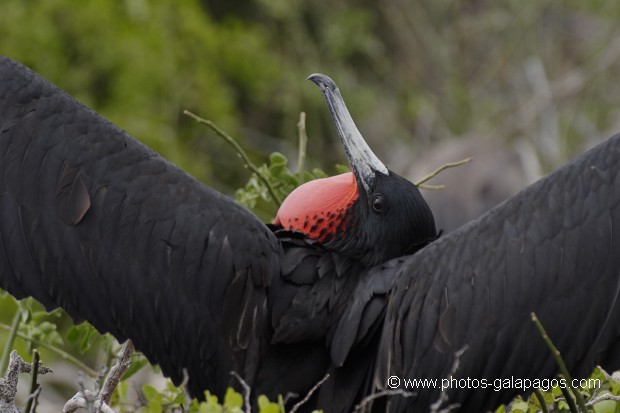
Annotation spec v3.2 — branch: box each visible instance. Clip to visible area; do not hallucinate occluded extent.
[0,309,21,375]
[99,341,134,406]
[230,372,252,413]
[183,109,282,206]
[63,389,116,413]
[289,373,330,413]
[1,352,32,405]
[531,313,588,413]
[597,365,620,384]
[585,366,620,407]
[415,158,472,188]
[63,373,96,413]
[533,388,549,413]
[354,389,416,413]
[559,385,580,413]
[586,392,620,406]
[0,351,52,413]
[296,112,308,183]
[63,341,134,413]
[429,346,468,413]
[24,350,41,413]
[24,387,42,413]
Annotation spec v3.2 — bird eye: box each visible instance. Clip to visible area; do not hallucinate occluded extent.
[372,194,384,213]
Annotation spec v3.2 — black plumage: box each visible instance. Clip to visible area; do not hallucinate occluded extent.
[0,56,282,397]
[2,56,620,413]
[376,135,620,411]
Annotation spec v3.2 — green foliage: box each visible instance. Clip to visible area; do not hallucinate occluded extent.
[66,323,103,354]
[18,304,64,350]
[234,150,347,215]
[141,382,186,413]
[494,367,620,413]
[2,0,619,193]
[109,380,289,413]
[256,394,285,413]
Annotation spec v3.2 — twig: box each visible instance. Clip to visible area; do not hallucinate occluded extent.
[1,351,52,413]
[585,366,620,407]
[597,365,620,384]
[183,109,282,206]
[354,389,416,413]
[418,184,446,190]
[431,402,460,413]
[25,386,42,413]
[63,388,94,413]
[63,342,133,413]
[587,392,620,406]
[63,388,116,413]
[415,158,472,187]
[531,313,588,413]
[230,372,252,413]
[1,351,32,407]
[0,322,98,376]
[24,350,41,413]
[559,385,580,413]
[99,341,134,407]
[0,309,21,375]
[296,112,308,183]
[289,373,330,413]
[533,388,549,413]
[180,368,192,407]
[429,346,468,413]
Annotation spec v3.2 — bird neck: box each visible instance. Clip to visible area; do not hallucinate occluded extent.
[274,172,359,243]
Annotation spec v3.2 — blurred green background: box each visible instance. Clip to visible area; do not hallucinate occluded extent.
[2,0,620,408]
[4,0,620,200]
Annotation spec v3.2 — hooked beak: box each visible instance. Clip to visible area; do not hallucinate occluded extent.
[308,73,388,193]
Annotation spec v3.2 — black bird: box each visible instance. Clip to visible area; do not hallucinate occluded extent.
[1,56,620,413]
[0,57,436,408]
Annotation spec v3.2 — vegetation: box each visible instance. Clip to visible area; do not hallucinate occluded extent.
[2,0,620,412]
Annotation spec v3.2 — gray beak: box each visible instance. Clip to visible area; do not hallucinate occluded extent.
[308,73,388,193]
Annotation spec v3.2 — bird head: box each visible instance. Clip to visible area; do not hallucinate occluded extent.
[274,74,437,266]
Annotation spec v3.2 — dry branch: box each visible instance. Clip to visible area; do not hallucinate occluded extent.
[0,351,52,413]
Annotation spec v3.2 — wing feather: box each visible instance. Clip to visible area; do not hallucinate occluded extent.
[0,56,281,397]
[376,133,620,412]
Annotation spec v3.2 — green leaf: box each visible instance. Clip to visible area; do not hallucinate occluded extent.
[224,387,244,410]
[311,168,329,178]
[147,399,163,413]
[281,173,300,186]
[66,323,100,353]
[142,384,161,402]
[509,399,529,412]
[270,163,286,177]
[257,394,281,413]
[257,395,271,409]
[269,152,288,166]
[259,403,281,413]
[302,171,315,182]
[334,164,350,174]
[593,397,617,413]
[199,391,223,413]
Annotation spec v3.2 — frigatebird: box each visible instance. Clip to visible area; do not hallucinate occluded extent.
[1,56,620,412]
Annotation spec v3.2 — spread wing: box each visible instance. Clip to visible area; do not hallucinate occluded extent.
[0,56,281,397]
[375,133,620,412]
